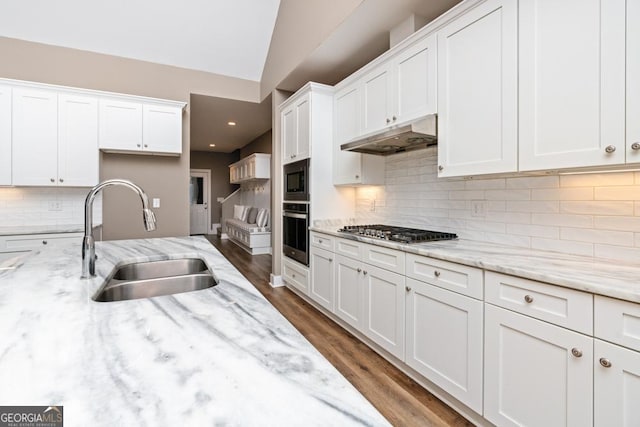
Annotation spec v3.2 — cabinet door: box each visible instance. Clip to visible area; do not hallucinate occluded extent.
[437,0,517,177]
[594,339,640,427]
[519,0,626,170]
[98,98,143,151]
[394,34,437,123]
[0,85,10,185]
[143,104,182,154]
[361,66,392,134]
[310,247,335,312]
[12,87,58,186]
[334,254,364,330]
[628,0,640,163]
[362,264,405,360]
[295,95,310,160]
[484,304,593,427]
[333,84,363,185]
[58,93,98,186]
[406,278,483,413]
[282,105,296,164]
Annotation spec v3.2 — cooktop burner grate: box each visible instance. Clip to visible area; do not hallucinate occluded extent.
[338,224,458,243]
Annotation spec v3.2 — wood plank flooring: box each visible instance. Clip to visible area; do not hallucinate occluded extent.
[204,235,473,427]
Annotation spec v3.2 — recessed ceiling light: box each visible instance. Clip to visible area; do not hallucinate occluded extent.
[228,121,236,126]
[209,144,216,147]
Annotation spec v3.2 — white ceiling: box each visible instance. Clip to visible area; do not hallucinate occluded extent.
[0,0,280,82]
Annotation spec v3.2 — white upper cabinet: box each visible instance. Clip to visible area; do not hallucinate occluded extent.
[58,93,99,187]
[143,104,182,154]
[519,0,626,171]
[12,87,59,186]
[437,0,518,177]
[99,98,183,155]
[98,99,143,152]
[282,92,311,164]
[361,34,436,135]
[628,0,640,164]
[0,85,11,186]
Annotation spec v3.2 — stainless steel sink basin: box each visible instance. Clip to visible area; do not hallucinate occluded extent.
[94,258,218,302]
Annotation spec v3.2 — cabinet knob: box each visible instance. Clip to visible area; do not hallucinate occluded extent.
[392,115,397,122]
[599,358,612,368]
[144,144,148,148]
[357,268,362,273]
[438,165,444,172]
[42,240,48,245]
[605,145,616,153]
[386,118,391,124]
[632,142,640,151]
[318,239,323,243]
[434,270,441,277]
[292,273,296,278]
[50,178,55,183]
[405,286,412,292]
[571,348,582,358]
[328,258,333,262]
[355,175,360,179]
[524,295,534,303]
[137,144,141,148]
[59,178,64,183]
[363,270,368,275]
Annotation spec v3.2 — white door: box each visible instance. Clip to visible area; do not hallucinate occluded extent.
[628,0,640,163]
[519,0,626,170]
[361,66,392,134]
[98,98,143,151]
[12,87,58,186]
[310,246,335,312]
[484,304,593,427]
[58,93,99,187]
[143,104,182,154]
[333,83,362,185]
[282,105,296,164]
[362,264,405,360]
[393,34,437,122]
[594,339,640,426]
[0,85,10,185]
[437,0,517,177]
[295,94,310,161]
[189,170,210,235]
[334,254,364,330]
[405,278,483,413]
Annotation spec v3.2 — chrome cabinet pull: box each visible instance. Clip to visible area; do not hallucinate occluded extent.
[405,286,412,292]
[571,348,582,358]
[136,144,141,148]
[438,165,444,171]
[386,118,391,124]
[605,145,616,153]
[392,115,397,121]
[357,268,362,273]
[600,358,612,368]
[434,270,441,277]
[59,178,64,183]
[50,178,55,183]
[632,142,640,150]
[363,270,368,275]
[42,240,48,245]
[524,295,534,303]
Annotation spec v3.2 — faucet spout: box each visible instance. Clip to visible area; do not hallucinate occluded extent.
[82,179,157,278]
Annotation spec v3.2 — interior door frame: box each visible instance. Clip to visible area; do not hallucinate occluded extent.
[189,168,211,235]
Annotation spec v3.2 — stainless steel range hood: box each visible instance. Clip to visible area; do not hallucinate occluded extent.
[340,114,437,155]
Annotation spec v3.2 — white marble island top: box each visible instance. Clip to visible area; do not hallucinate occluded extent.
[0,236,389,426]
[311,225,640,304]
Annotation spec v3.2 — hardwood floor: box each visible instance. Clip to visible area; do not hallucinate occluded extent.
[204,235,473,427]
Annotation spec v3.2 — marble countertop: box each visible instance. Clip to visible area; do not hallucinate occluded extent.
[310,225,640,304]
[0,236,388,426]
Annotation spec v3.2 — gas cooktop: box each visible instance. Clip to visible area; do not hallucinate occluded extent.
[338,224,458,244]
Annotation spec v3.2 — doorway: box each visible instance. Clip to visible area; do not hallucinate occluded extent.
[189,169,211,235]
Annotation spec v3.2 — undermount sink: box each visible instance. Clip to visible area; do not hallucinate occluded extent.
[93,258,218,302]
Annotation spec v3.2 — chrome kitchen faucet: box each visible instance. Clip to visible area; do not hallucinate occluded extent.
[81,179,157,278]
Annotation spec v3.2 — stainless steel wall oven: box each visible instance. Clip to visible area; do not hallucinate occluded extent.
[282,202,309,266]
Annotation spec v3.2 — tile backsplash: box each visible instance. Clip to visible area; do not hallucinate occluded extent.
[0,187,101,228]
[355,147,640,262]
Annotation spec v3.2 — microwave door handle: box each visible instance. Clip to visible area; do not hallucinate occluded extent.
[283,212,308,219]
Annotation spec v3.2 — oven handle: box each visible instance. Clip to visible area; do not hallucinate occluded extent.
[283,212,308,220]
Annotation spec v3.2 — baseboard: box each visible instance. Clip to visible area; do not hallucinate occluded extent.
[269,274,284,288]
[209,223,221,234]
[220,233,229,240]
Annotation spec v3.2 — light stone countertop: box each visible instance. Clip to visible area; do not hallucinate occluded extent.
[0,236,389,426]
[310,225,640,304]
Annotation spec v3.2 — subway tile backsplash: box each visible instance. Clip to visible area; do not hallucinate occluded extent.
[355,147,640,261]
[0,187,101,228]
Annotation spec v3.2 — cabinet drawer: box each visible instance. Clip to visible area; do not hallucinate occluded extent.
[1,233,82,252]
[406,254,483,299]
[595,296,640,352]
[283,257,309,295]
[310,232,334,251]
[485,271,593,334]
[335,237,362,260]
[363,244,405,274]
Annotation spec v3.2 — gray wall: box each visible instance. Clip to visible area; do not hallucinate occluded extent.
[240,130,273,158]
[190,151,240,224]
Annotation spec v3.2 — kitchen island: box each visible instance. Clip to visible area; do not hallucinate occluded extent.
[0,236,389,426]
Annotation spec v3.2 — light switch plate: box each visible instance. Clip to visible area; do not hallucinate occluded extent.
[152,198,160,208]
[48,201,62,211]
[471,200,486,217]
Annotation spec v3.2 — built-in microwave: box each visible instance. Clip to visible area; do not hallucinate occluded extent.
[283,158,309,201]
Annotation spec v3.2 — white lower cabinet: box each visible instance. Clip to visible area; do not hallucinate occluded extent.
[594,339,640,426]
[0,233,83,262]
[0,85,11,185]
[405,278,483,413]
[484,303,593,426]
[282,257,309,295]
[335,254,365,330]
[309,246,335,311]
